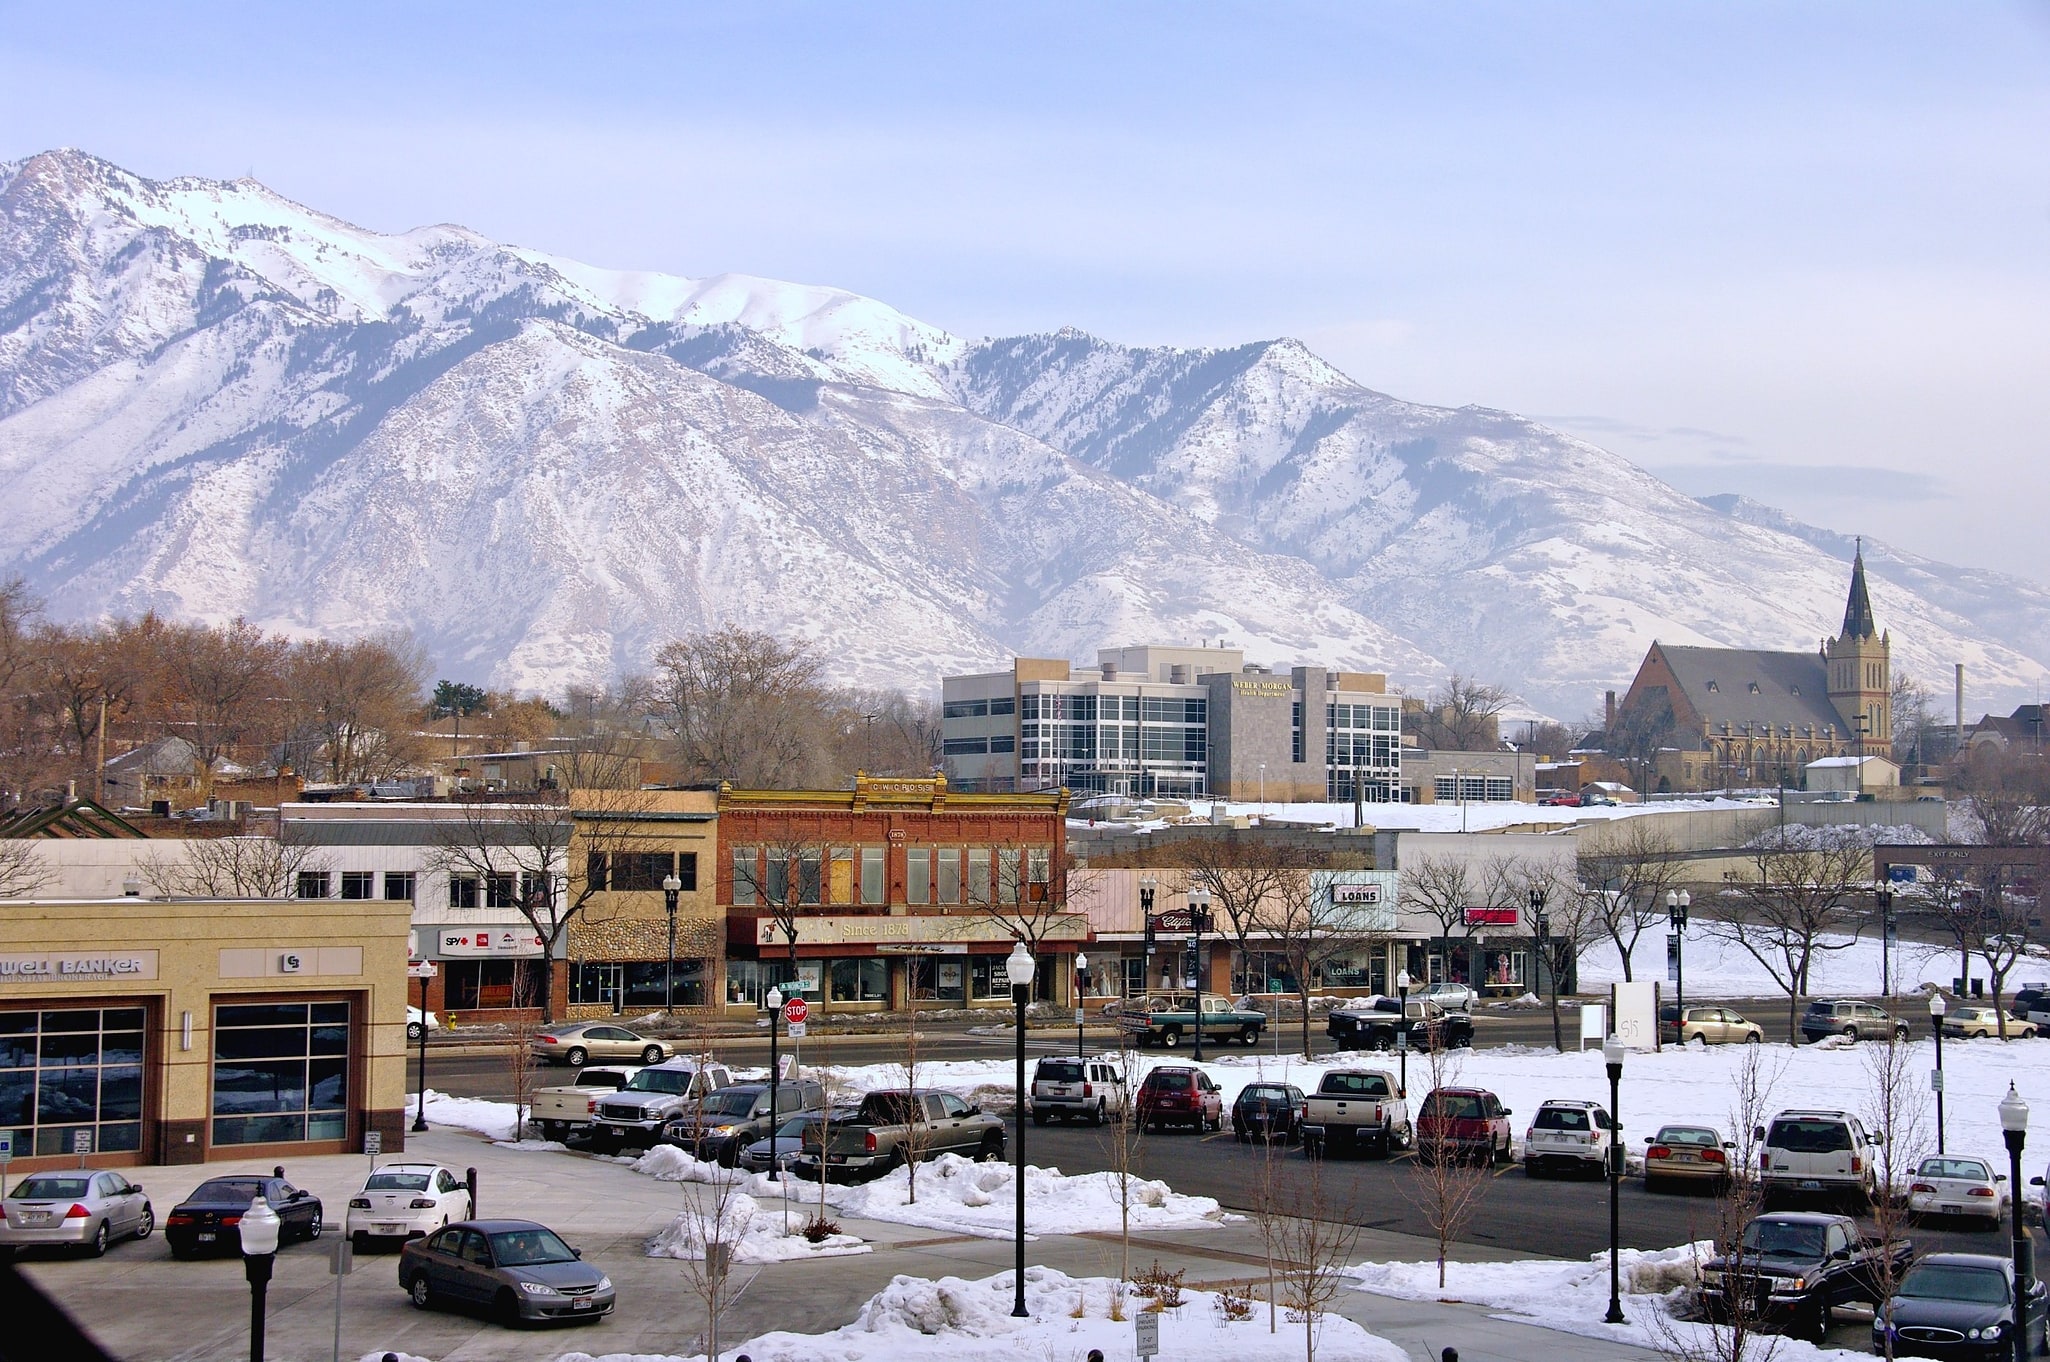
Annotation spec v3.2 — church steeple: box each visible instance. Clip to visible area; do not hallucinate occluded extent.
[1840,538,1877,640]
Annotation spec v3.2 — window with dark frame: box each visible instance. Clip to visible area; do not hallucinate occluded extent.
[383,872,415,902]
[339,871,373,900]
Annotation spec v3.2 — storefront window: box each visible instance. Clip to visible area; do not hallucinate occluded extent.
[1121,957,1149,998]
[1317,955,1373,989]
[829,958,888,1002]
[909,957,965,1004]
[211,1001,349,1146]
[724,959,801,1007]
[969,956,1011,1000]
[0,1007,145,1157]
[1484,949,1526,990]
[444,960,546,1010]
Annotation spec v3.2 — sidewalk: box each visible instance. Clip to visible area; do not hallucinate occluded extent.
[17,1125,1665,1361]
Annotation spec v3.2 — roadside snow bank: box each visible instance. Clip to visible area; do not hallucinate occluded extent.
[412,1089,520,1142]
[825,1153,1238,1239]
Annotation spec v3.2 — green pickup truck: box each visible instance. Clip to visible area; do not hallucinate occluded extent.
[1119,992,1267,1049]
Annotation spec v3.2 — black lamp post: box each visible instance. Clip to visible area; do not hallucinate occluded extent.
[1877,887,1895,997]
[412,970,431,1133]
[1139,875,1158,993]
[239,1193,282,1362]
[1073,951,1088,1057]
[1008,939,1037,1318]
[1998,1084,2031,1362]
[1187,886,1212,1061]
[1666,889,1690,1028]
[765,985,783,1182]
[662,872,682,1013]
[1395,969,1412,1095]
[1930,994,1948,1154]
[1528,885,1547,991]
[1603,1034,1626,1325]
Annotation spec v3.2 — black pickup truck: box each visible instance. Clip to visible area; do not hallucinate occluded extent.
[1697,1211,1914,1341]
[1325,997,1474,1052]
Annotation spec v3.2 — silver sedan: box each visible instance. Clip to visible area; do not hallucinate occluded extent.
[530,1022,668,1067]
[1,1169,155,1257]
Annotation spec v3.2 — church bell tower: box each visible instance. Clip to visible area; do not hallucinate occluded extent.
[1826,541,1890,753]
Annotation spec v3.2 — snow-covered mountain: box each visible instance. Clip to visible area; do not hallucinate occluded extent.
[3,148,2045,715]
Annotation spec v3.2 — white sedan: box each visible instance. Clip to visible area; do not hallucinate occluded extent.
[1907,1155,2008,1225]
[406,1007,441,1043]
[1416,982,1477,1012]
[345,1163,473,1249]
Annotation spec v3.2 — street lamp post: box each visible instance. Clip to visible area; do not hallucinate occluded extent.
[1140,875,1158,994]
[1187,886,1212,1061]
[1877,888,1895,997]
[662,873,682,1014]
[1073,952,1088,1057]
[1008,940,1037,1318]
[1998,1084,2032,1362]
[765,986,783,1182]
[240,1194,282,1362]
[1930,994,1948,1154]
[412,970,430,1133]
[1603,1035,1626,1326]
[1395,969,1412,1095]
[1666,889,1691,1027]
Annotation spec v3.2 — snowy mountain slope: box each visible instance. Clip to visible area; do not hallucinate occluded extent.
[948,333,2050,714]
[1,148,2044,713]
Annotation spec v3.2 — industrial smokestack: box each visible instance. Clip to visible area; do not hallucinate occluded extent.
[1955,663,1965,755]
[1605,690,1617,732]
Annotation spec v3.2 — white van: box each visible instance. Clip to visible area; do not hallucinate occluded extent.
[1756,1108,1881,1209]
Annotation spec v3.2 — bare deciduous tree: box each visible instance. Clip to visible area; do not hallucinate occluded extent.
[1259,866,1388,1058]
[1410,674,1515,751]
[653,626,833,787]
[138,828,329,898]
[1700,825,1870,1041]
[1862,1034,1927,1359]
[0,839,51,899]
[1579,821,1687,982]
[1402,1028,1493,1288]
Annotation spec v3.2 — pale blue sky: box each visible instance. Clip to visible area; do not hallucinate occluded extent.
[5,2,2047,580]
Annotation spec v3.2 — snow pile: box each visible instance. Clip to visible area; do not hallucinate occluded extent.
[823,1153,1238,1239]
[666,1266,1407,1362]
[610,1144,742,1185]
[1351,1243,1869,1360]
[645,1190,869,1264]
[412,1089,521,1142]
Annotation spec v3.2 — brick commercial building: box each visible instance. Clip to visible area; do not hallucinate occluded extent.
[719,775,1083,1013]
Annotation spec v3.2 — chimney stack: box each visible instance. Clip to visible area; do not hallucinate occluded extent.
[1955,663,1965,755]
[1605,690,1617,732]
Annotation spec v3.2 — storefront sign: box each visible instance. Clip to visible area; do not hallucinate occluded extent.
[1331,883,1381,905]
[0,951,159,983]
[1462,907,1520,927]
[438,929,545,957]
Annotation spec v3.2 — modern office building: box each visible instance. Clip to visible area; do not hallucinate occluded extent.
[942,645,1404,801]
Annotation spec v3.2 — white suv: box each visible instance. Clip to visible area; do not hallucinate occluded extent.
[1757,1108,1881,1209]
[1523,1099,1621,1178]
[1030,1057,1128,1126]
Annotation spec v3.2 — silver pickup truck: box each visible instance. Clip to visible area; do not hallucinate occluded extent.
[791,1089,1005,1183]
[532,1065,642,1142]
[1300,1067,1411,1159]
[587,1059,733,1153]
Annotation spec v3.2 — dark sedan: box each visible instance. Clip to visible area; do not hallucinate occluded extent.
[1875,1253,2048,1360]
[399,1219,614,1326]
[165,1175,323,1258]
[1232,1082,1306,1144]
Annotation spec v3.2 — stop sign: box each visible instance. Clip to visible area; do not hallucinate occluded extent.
[783,997,809,1026]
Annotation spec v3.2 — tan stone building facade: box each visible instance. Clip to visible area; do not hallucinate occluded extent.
[562,789,721,1018]
[0,894,412,1173]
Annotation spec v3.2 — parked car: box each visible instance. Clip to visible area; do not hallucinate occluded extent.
[1756,1108,1882,1209]
[1299,1068,1410,1158]
[1414,1087,1512,1165]
[1659,1004,1765,1046]
[531,1022,668,1068]
[1326,996,1474,1051]
[1232,1082,1307,1144]
[398,1219,614,1325]
[2009,987,2050,1027]
[586,1059,733,1152]
[1907,1155,2009,1226]
[662,1080,825,1167]
[1876,1252,2048,1360]
[1799,999,1910,1044]
[1942,1006,2039,1040]
[0,1170,153,1257]
[346,1163,474,1250]
[1642,1124,1734,1192]
[1539,791,1581,807]
[740,1109,853,1176]
[1135,1066,1223,1133]
[794,1089,1005,1182]
[1699,1211,1912,1341]
[532,1065,643,1142]
[1522,1098,1620,1178]
[1415,982,1477,1013]
[166,1174,323,1258]
[406,1007,440,1043]
[1030,1056,1129,1126]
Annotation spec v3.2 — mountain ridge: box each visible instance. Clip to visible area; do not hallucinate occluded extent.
[3,147,2045,716]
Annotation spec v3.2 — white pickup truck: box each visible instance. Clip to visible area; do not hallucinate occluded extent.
[1300,1067,1411,1159]
[531,1065,642,1142]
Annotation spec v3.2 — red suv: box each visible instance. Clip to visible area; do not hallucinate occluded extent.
[1414,1086,1513,1164]
[1136,1066,1223,1133]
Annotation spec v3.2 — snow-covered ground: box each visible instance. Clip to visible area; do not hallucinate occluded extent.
[1351,1244,1872,1361]
[643,1189,870,1264]
[1084,795,1769,835]
[1575,925,2015,1000]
